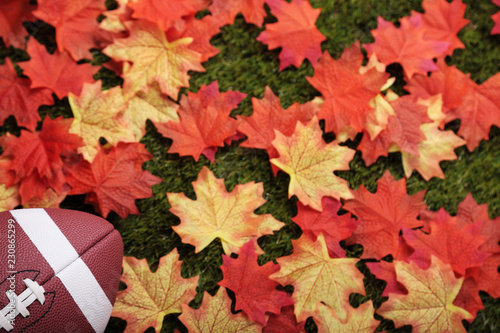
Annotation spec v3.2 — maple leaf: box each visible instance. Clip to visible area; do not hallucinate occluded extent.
[403,217,490,276]
[492,0,500,34]
[218,240,293,325]
[209,0,267,26]
[456,193,500,254]
[399,95,466,180]
[0,183,19,212]
[128,0,208,32]
[236,86,318,158]
[33,0,113,60]
[343,171,426,260]
[477,253,500,298]
[19,39,99,99]
[103,19,205,99]
[364,16,449,78]
[124,84,179,141]
[112,249,199,333]
[68,81,135,162]
[366,260,408,297]
[179,288,262,333]
[166,15,221,63]
[0,116,83,203]
[262,305,306,333]
[0,58,53,131]
[358,94,432,165]
[292,197,358,258]
[0,0,35,48]
[453,276,484,320]
[405,58,472,115]
[315,301,379,333]
[270,116,355,211]
[64,142,162,218]
[377,256,473,333]
[99,0,131,34]
[23,186,70,209]
[270,234,365,322]
[306,42,391,135]
[168,166,284,254]
[256,0,326,70]
[411,0,469,56]
[155,81,246,162]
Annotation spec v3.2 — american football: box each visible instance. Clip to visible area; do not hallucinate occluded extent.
[0,208,123,333]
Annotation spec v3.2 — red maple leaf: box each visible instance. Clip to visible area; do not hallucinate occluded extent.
[128,0,209,32]
[292,197,358,258]
[410,0,469,56]
[306,42,390,134]
[166,14,221,63]
[155,81,246,162]
[403,216,491,276]
[406,59,500,151]
[453,276,485,320]
[19,39,99,99]
[358,94,432,165]
[262,305,306,333]
[0,116,83,203]
[364,16,449,78]
[366,260,408,297]
[0,58,53,131]
[0,0,35,48]
[256,0,326,70]
[492,0,500,34]
[218,240,294,325]
[236,86,318,159]
[405,58,472,115]
[209,0,267,26]
[344,171,427,260]
[64,142,162,218]
[33,0,113,60]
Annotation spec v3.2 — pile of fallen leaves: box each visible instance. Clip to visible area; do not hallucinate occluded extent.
[0,0,499,332]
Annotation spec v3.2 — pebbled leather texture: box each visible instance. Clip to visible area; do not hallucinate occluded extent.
[0,208,123,333]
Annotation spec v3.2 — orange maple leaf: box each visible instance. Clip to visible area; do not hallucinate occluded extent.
[19,39,99,99]
[270,234,365,322]
[168,166,284,254]
[0,183,19,212]
[270,116,355,211]
[377,256,473,333]
[0,0,35,48]
[33,0,113,60]
[103,19,205,99]
[155,81,246,162]
[399,96,466,180]
[306,42,391,135]
[257,0,326,70]
[179,288,262,333]
[315,301,379,333]
[209,0,267,26]
[128,0,208,32]
[237,86,318,158]
[364,16,449,78]
[411,0,469,56]
[68,81,135,162]
[111,249,199,333]
[343,171,426,260]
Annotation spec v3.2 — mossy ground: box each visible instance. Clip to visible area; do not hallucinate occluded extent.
[1,0,499,332]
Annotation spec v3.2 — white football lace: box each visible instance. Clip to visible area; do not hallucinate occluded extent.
[0,279,45,331]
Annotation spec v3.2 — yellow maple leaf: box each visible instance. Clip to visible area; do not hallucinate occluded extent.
[315,301,380,333]
[111,249,198,333]
[270,116,355,211]
[124,84,179,141]
[269,234,365,322]
[179,288,262,333]
[396,95,466,180]
[168,166,284,254]
[0,184,19,212]
[103,19,205,99]
[377,256,473,333]
[68,81,135,162]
